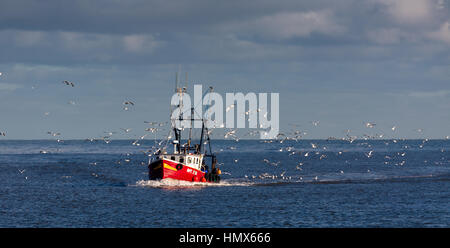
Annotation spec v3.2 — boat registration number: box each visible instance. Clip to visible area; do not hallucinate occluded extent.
[186,168,198,176]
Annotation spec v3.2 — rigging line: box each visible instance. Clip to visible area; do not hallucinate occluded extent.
[171,87,213,127]
[191,88,211,115]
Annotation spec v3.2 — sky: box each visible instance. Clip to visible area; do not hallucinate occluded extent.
[0,0,449,140]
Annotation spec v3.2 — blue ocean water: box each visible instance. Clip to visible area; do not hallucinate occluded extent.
[0,139,449,227]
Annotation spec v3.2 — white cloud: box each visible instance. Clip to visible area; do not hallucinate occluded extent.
[220,10,345,40]
[366,28,411,44]
[123,34,160,53]
[428,21,450,44]
[0,29,164,64]
[379,0,434,24]
[0,83,22,91]
[13,30,44,47]
[408,89,450,98]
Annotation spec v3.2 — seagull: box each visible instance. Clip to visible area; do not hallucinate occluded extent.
[0,131,6,136]
[120,128,132,133]
[18,169,26,174]
[47,131,61,136]
[123,101,134,106]
[145,127,158,133]
[62,80,75,87]
[226,104,235,112]
[144,121,158,125]
[0,72,2,76]
[158,122,167,127]
[104,131,116,136]
[224,129,236,139]
[311,120,319,126]
[391,126,397,131]
[138,134,149,140]
[270,161,280,166]
[365,122,376,128]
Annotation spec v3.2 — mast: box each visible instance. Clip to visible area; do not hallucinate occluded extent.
[173,72,184,154]
[188,107,193,149]
[186,72,193,150]
[199,121,204,154]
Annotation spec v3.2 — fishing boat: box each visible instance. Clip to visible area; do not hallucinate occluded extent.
[148,74,221,183]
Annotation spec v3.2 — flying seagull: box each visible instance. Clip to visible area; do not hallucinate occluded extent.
[62,80,75,87]
[365,122,376,128]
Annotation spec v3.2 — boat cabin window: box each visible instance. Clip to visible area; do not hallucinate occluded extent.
[187,157,192,164]
[171,156,175,161]
[179,157,184,163]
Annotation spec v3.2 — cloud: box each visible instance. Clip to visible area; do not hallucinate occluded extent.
[13,30,44,47]
[220,10,345,40]
[366,28,412,44]
[0,83,22,91]
[123,34,160,53]
[0,29,163,64]
[378,0,434,24]
[408,89,450,98]
[428,21,450,44]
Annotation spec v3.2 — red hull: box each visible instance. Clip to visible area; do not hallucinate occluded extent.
[149,159,206,182]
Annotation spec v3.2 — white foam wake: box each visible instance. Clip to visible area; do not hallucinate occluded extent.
[132,178,255,188]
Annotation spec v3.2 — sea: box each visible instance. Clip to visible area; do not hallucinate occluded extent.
[0,139,449,227]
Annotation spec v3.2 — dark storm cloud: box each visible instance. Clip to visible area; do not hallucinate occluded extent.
[1,0,450,139]
[0,0,328,34]
[0,0,365,65]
